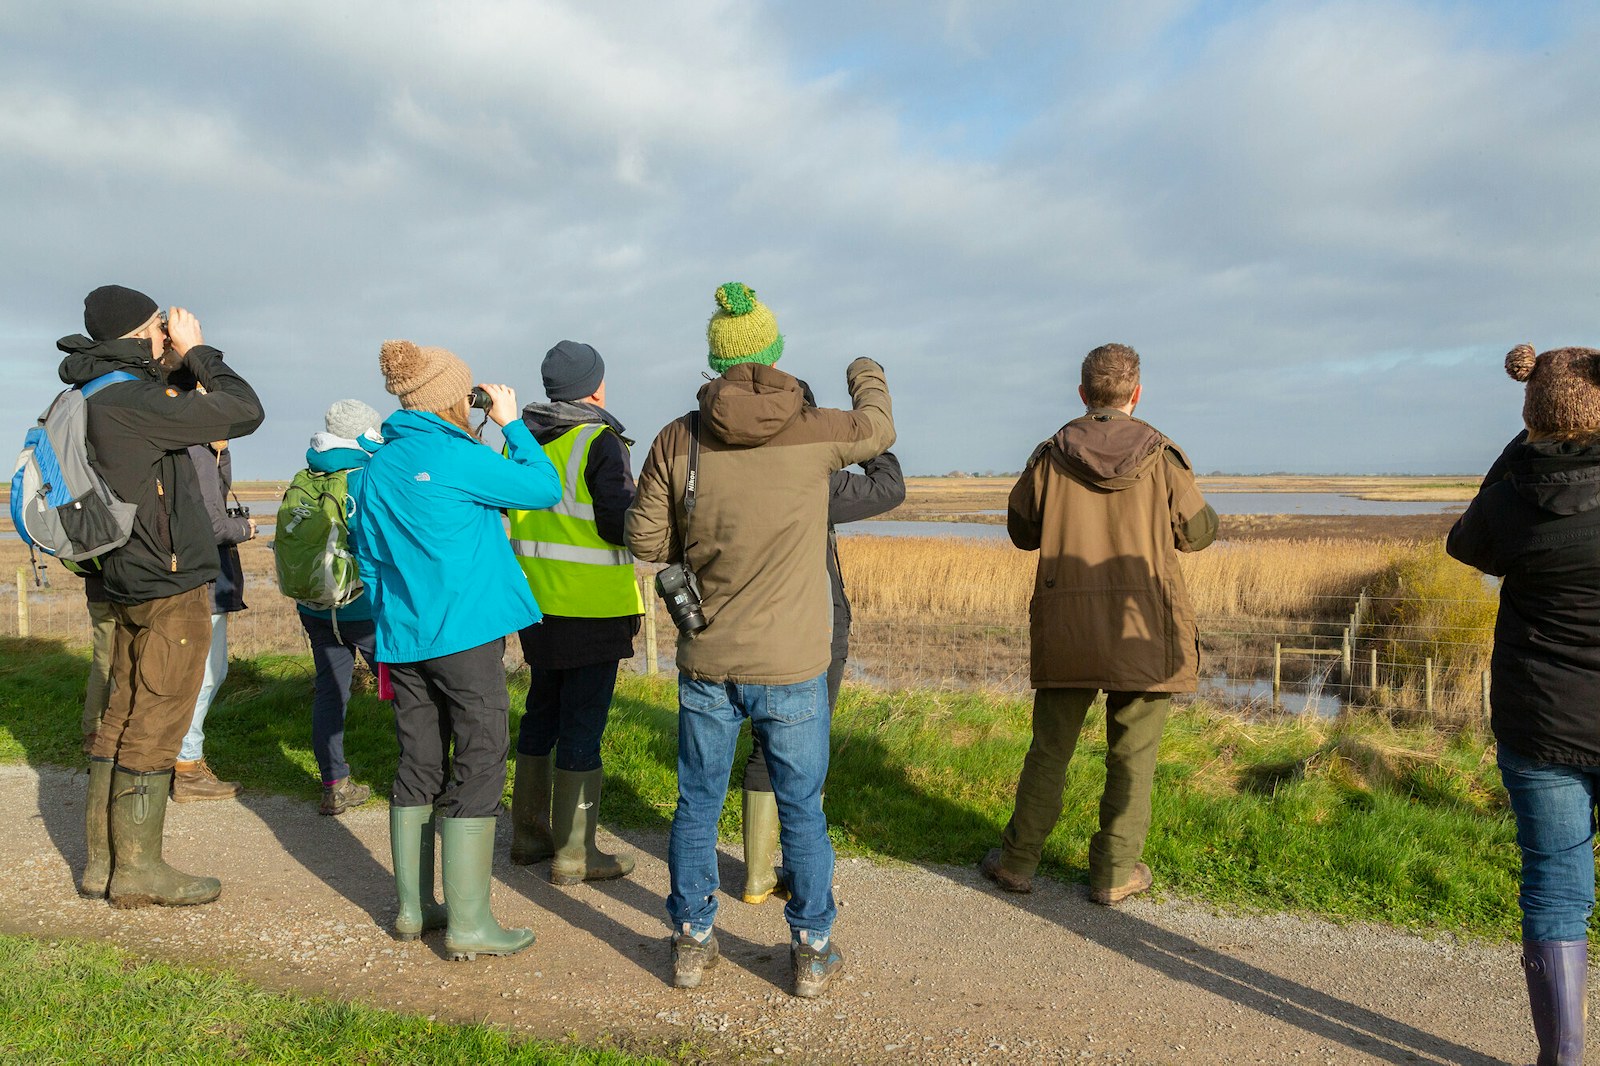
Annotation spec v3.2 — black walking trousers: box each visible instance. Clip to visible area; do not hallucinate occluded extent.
[388,638,510,818]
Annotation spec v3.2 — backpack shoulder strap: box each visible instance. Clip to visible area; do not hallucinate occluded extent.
[80,370,140,398]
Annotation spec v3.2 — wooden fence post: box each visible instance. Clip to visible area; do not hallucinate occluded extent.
[641,577,658,676]
[1341,629,1352,692]
[1481,670,1491,730]
[1369,648,1378,695]
[14,568,27,639]
[1272,642,1281,705]
[1424,657,1435,714]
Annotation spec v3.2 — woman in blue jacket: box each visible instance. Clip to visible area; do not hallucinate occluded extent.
[361,339,561,960]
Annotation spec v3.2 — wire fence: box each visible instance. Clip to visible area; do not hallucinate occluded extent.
[3,562,1495,731]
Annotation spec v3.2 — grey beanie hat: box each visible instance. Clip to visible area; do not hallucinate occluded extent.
[541,340,605,401]
[324,398,383,440]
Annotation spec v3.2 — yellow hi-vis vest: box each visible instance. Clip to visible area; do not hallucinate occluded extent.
[507,423,644,618]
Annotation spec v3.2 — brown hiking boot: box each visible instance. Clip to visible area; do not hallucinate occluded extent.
[320,777,372,816]
[171,759,241,803]
[979,847,1033,893]
[1090,862,1153,905]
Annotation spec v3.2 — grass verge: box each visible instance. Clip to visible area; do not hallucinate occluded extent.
[0,934,659,1065]
[0,637,1521,940]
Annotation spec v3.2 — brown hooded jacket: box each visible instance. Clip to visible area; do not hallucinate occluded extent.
[627,358,894,685]
[1009,408,1217,692]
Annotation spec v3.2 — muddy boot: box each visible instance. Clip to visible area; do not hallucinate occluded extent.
[509,752,554,865]
[741,788,781,904]
[438,816,534,960]
[171,758,241,803]
[107,767,221,908]
[550,768,634,886]
[390,805,448,941]
[320,777,372,816]
[1523,939,1587,1066]
[80,757,114,899]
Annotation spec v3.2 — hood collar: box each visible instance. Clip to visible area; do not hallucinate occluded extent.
[1048,409,1165,489]
[1506,438,1600,516]
[519,400,630,444]
[56,334,161,387]
[697,363,804,446]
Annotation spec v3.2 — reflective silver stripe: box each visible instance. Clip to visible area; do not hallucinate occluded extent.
[549,424,606,520]
[510,539,634,567]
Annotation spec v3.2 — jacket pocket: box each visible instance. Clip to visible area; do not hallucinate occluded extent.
[136,596,214,697]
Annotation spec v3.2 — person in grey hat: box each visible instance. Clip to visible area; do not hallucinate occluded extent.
[292,399,386,815]
[504,340,643,886]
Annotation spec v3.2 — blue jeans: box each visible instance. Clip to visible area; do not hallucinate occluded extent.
[1498,744,1600,941]
[668,674,835,941]
[178,613,227,762]
[299,613,378,784]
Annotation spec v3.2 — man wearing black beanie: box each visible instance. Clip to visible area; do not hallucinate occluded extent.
[58,285,265,910]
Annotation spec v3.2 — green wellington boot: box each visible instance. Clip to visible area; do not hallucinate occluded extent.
[438,816,534,960]
[509,752,554,865]
[80,757,114,899]
[106,767,221,908]
[741,789,782,904]
[550,768,635,886]
[390,805,449,941]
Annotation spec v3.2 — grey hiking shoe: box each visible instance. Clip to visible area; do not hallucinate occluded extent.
[791,933,844,999]
[672,928,719,989]
[1090,861,1153,905]
[979,847,1032,893]
[320,777,372,816]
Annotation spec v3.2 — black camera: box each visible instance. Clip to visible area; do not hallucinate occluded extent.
[655,562,707,635]
[468,386,493,410]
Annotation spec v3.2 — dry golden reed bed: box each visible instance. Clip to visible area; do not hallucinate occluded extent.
[838,534,1409,624]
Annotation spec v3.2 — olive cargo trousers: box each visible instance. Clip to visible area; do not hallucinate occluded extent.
[997,687,1170,893]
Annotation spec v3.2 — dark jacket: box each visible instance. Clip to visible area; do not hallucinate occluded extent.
[517,401,641,669]
[186,443,251,614]
[1009,409,1217,691]
[826,451,905,658]
[56,335,264,605]
[1446,437,1600,767]
[628,359,895,685]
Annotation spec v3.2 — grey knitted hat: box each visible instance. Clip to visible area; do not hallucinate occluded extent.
[324,399,383,441]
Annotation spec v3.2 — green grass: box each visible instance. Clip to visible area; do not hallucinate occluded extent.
[0,935,660,1065]
[0,636,1523,940]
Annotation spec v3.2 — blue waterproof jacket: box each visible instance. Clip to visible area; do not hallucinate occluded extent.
[297,436,379,624]
[357,410,560,663]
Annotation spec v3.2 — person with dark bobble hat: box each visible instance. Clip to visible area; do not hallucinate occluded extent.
[505,341,643,887]
[1449,342,1600,1066]
[59,284,264,909]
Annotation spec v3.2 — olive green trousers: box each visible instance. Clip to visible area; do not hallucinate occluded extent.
[998,688,1170,892]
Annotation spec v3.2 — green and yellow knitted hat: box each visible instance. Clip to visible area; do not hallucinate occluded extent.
[706,281,784,373]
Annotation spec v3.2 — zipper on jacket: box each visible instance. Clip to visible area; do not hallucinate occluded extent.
[156,477,177,572]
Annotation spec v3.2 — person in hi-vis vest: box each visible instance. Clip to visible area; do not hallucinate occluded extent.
[506,340,643,885]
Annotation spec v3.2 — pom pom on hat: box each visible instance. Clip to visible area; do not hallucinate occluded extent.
[707,281,784,373]
[1505,344,1537,382]
[379,339,474,413]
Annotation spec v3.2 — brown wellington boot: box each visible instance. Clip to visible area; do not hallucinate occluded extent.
[171,758,241,803]
[107,767,221,908]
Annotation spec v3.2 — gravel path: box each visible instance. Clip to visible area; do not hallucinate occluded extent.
[1,764,1555,1064]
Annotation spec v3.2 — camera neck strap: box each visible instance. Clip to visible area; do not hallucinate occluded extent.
[681,413,701,550]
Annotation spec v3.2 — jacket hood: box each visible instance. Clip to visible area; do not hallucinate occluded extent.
[306,439,374,474]
[698,363,804,447]
[1049,410,1165,490]
[519,400,629,443]
[380,407,478,444]
[1506,439,1600,515]
[56,334,160,387]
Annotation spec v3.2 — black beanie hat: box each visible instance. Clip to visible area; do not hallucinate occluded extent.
[541,340,605,401]
[84,285,158,342]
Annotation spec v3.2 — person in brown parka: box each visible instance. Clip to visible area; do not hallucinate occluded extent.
[980,342,1217,904]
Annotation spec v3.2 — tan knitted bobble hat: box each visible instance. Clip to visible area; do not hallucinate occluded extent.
[379,339,473,413]
[1506,343,1600,440]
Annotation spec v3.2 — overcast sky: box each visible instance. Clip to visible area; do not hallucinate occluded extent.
[3,0,1596,478]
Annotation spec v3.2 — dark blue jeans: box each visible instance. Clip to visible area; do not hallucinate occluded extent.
[515,660,620,772]
[299,614,377,784]
[669,673,835,941]
[1498,744,1600,942]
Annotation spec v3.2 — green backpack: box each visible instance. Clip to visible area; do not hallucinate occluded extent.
[273,467,363,610]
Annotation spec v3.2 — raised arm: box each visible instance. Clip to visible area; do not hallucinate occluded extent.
[829,450,906,525]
